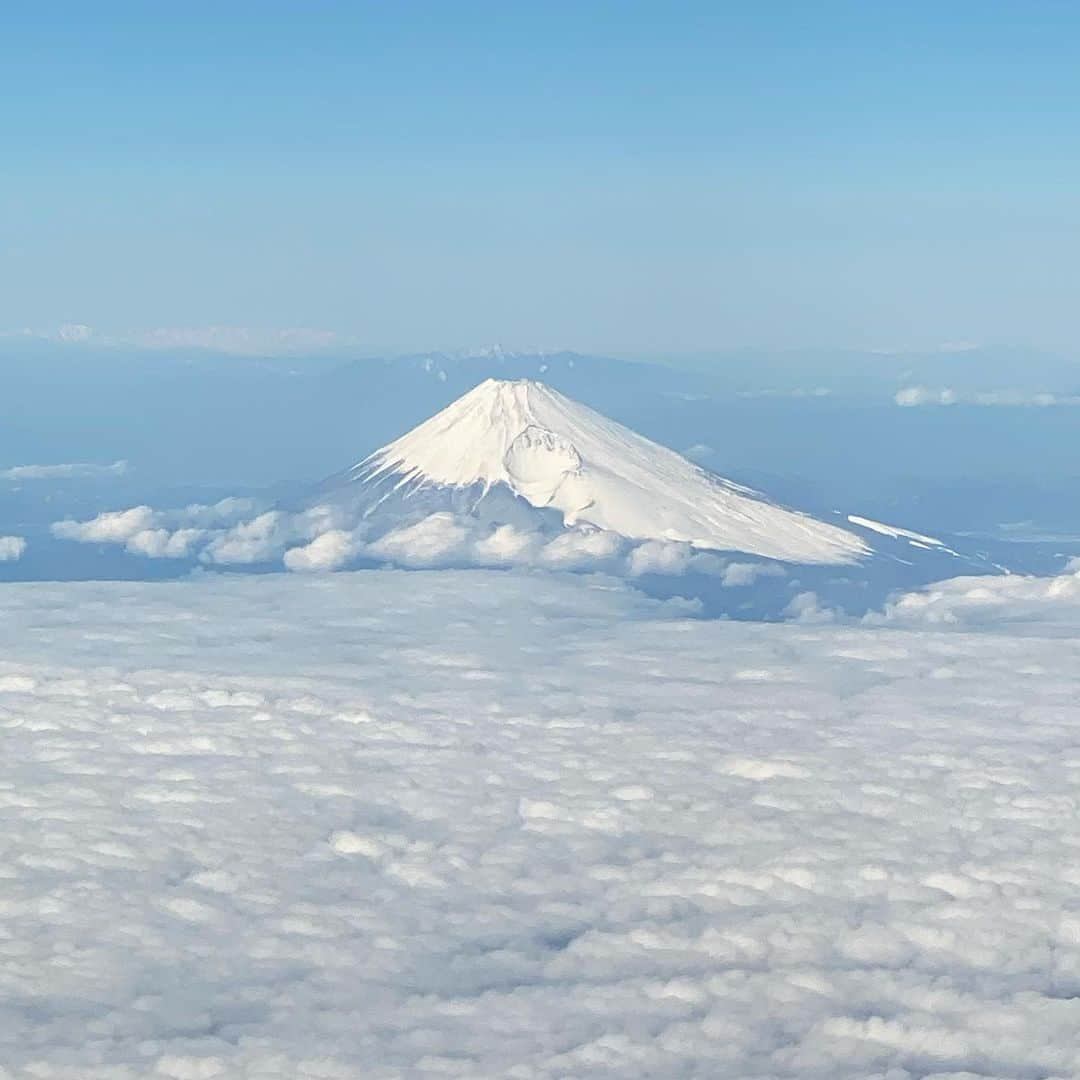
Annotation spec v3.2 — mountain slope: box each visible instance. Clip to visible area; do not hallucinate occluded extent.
[326,379,869,565]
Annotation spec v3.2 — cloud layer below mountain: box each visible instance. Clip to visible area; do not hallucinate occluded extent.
[2,569,1080,1077]
[51,501,787,584]
[868,558,1080,630]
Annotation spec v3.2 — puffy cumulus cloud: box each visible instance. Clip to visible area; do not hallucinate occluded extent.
[283,529,363,573]
[1,570,1080,1076]
[627,538,697,576]
[359,518,791,586]
[472,522,543,564]
[1,459,128,482]
[52,504,157,543]
[784,589,836,623]
[200,510,291,565]
[0,534,27,561]
[624,538,720,577]
[202,506,355,567]
[51,499,363,569]
[721,559,787,587]
[539,526,625,568]
[125,527,205,559]
[870,563,1080,630]
[365,512,471,566]
[53,499,802,587]
[172,495,259,529]
[51,498,263,559]
[624,539,782,583]
[363,516,716,579]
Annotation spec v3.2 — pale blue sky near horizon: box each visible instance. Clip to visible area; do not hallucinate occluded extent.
[3,1,1080,356]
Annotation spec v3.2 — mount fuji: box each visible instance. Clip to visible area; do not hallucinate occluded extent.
[38,376,1005,612]
[314,378,873,565]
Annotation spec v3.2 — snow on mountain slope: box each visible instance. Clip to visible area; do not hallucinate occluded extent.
[847,514,946,547]
[334,379,869,565]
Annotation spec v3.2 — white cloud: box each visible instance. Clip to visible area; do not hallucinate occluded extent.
[721,560,786,587]
[783,589,836,623]
[973,391,1080,407]
[624,539,781,582]
[203,506,352,566]
[894,385,958,407]
[126,527,206,559]
[50,500,806,589]
[174,496,259,528]
[56,322,92,342]
[626,538,698,576]
[52,498,264,558]
[200,510,291,565]
[869,563,1080,629]
[539,527,624,567]
[52,504,157,543]
[6,323,352,356]
[283,529,362,573]
[2,459,128,482]
[472,522,543,564]
[0,535,27,561]
[1,569,1079,1076]
[366,512,471,566]
[896,386,1080,409]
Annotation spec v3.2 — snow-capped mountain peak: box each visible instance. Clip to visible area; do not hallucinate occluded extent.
[357,379,561,495]
[336,378,869,565]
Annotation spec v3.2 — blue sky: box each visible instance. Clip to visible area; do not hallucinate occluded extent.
[3,1,1080,354]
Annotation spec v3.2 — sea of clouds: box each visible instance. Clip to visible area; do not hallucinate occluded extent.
[2,568,1080,1077]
